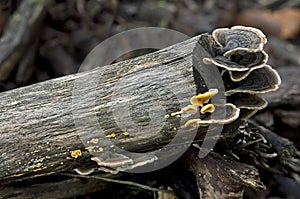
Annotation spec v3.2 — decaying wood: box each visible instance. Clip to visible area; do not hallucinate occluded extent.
[0,35,200,184]
[183,149,266,199]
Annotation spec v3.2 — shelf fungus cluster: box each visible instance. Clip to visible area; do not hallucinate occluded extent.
[211,26,281,119]
[169,26,281,128]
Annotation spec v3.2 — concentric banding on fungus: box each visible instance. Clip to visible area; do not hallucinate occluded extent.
[228,94,268,119]
[184,103,240,126]
[227,50,268,82]
[225,48,268,69]
[228,93,268,110]
[203,57,249,72]
[203,49,268,73]
[229,70,252,82]
[212,26,267,54]
[224,47,268,60]
[225,65,281,96]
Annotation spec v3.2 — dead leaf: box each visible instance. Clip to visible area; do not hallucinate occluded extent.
[236,8,300,39]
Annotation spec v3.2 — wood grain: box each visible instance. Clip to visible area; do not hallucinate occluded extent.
[0,35,202,183]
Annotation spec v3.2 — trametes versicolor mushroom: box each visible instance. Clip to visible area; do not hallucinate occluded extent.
[169,25,281,127]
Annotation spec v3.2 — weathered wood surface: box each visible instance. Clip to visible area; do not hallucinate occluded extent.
[0,36,201,184]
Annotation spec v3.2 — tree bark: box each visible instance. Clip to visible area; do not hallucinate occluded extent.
[0,35,201,184]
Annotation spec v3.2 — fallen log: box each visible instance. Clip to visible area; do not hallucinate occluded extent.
[0,35,200,184]
[1,27,299,198]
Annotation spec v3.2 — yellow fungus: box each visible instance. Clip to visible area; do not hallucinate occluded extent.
[169,89,218,117]
[200,104,215,114]
[171,112,180,117]
[71,149,82,158]
[106,133,116,138]
[182,105,198,113]
[122,132,129,136]
[184,119,200,127]
[164,114,170,119]
[35,163,42,168]
[86,146,94,152]
[90,138,99,144]
[170,105,198,117]
[190,89,218,107]
[98,147,104,152]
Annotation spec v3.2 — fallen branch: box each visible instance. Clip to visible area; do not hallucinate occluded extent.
[0,35,200,184]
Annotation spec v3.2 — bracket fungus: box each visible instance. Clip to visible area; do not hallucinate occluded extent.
[224,65,281,96]
[91,151,158,173]
[206,26,280,121]
[212,26,279,120]
[171,26,280,132]
[212,26,267,54]
[228,93,268,119]
[203,49,268,73]
[168,26,283,173]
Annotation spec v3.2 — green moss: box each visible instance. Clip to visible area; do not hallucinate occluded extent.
[11,13,20,24]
